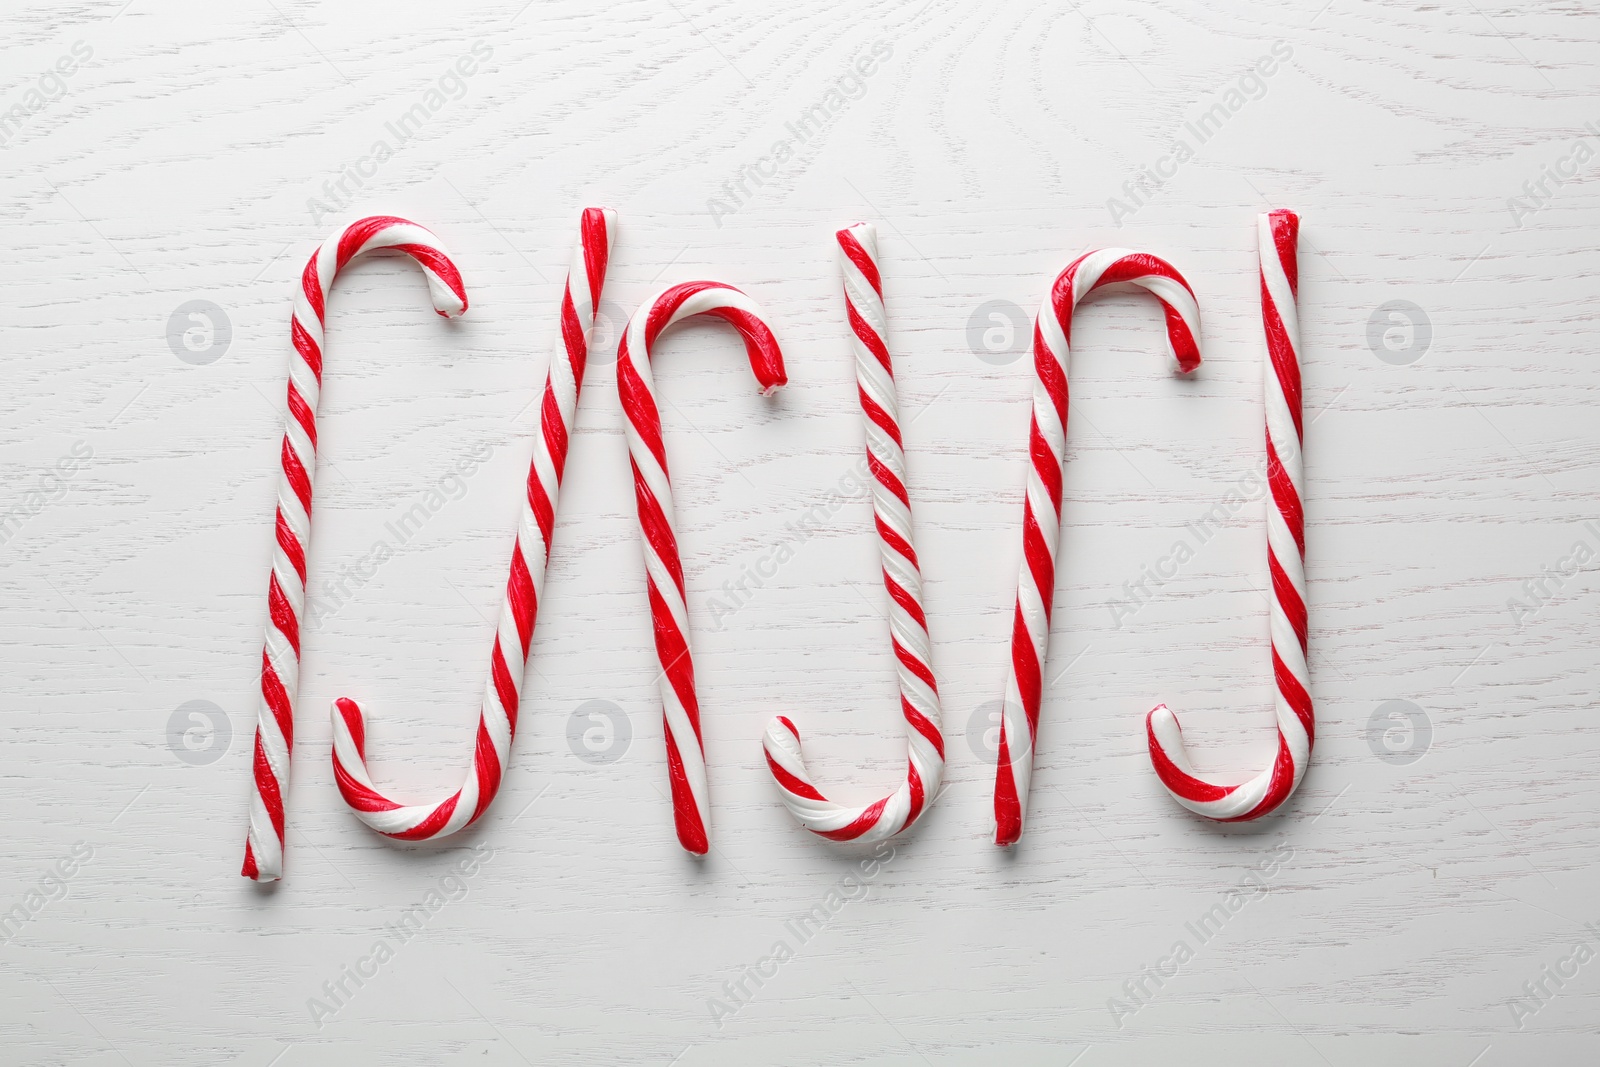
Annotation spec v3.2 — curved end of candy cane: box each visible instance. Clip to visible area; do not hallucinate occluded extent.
[403,225,468,319]
[328,697,479,840]
[760,715,916,845]
[719,287,785,396]
[1145,703,1287,822]
[330,696,379,808]
[1146,702,1196,777]
[629,281,787,396]
[429,289,469,320]
[762,714,826,808]
[1161,287,1202,374]
[396,232,468,319]
[752,338,786,397]
[1055,249,1204,376]
[328,697,401,823]
[421,257,468,318]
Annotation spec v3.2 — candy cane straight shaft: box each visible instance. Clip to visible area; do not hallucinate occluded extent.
[330,209,617,841]
[617,282,785,855]
[243,217,468,882]
[1147,210,1311,821]
[993,250,1201,847]
[761,223,944,842]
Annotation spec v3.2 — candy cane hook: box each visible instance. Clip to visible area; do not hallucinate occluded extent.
[330,209,618,843]
[243,216,468,882]
[993,249,1201,847]
[617,282,786,855]
[1147,210,1311,821]
[761,223,944,843]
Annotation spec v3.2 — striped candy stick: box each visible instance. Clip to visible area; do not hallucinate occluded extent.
[993,250,1202,848]
[1147,210,1311,821]
[760,222,944,843]
[330,209,618,840]
[243,216,469,882]
[616,282,786,855]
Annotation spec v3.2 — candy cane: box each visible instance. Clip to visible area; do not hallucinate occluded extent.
[242,216,468,882]
[329,208,618,842]
[760,222,944,843]
[992,249,1201,847]
[617,282,785,855]
[1147,210,1310,821]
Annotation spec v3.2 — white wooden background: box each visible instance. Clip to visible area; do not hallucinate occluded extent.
[1,0,1596,1063]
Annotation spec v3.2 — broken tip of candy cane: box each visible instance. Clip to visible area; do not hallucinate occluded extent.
[760,221,945,846]
[1143,209,1312,824]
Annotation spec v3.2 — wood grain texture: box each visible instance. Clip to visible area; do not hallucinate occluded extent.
[1,0,1596,1063]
